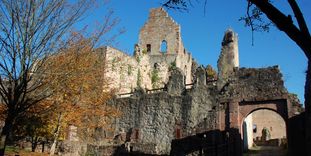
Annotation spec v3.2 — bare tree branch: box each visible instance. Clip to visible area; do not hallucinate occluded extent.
[288,0,310,36]
[0,0,108,154]
[249,0,311,60]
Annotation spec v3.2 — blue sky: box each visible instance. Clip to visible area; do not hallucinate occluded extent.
[80,0,310,104]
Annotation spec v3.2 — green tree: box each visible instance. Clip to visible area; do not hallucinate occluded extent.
[14,113,53,152]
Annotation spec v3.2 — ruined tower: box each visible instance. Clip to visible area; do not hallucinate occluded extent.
[217,29,239,90]
[137,8,193,85]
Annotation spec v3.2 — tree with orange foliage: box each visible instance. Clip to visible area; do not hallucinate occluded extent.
[42,32,121,155]
[0,0,121,155]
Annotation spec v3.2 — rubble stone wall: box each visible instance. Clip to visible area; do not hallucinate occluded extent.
[109,69,217,154]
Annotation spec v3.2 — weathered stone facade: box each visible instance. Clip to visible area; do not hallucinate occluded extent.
[110,68,218,155]
[63,7,303,156]
[101,46,140,93]
[104,61,302,155]
[100,8,194,94]
[138,8,193,85]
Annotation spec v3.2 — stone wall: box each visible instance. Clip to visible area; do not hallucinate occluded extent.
[109,69,217,155]
[98,8,194,93]
[101,46,139,94]
[220,66,288,102]
[103,63,299,155]
[243,114,253,150]
[252,109,286,140]
[87,29,303,155]
[139,8,182,56]
[138,8,193,85]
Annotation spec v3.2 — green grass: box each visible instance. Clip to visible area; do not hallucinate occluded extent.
[5,146,19,153]
[5,146,32,154]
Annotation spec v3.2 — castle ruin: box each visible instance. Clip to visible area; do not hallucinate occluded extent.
[63,8,303,156]
[99,8,194,94]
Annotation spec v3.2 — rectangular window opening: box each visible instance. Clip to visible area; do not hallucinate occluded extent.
[176,128,181,139]
[147,44,151,53]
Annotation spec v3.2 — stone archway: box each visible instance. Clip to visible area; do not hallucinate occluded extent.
[239,100,288,135]
[239,99,288,124]
[240,100,288,136]
[224,99,289,155]
[241,108,287,151]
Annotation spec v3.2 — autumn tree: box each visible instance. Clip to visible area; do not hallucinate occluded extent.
[0,0,119,155]
[42,32,121,155]
[161,0,311,154]
[206,65,217,81]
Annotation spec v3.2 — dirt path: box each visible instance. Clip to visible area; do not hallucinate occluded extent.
[243,146,287,156]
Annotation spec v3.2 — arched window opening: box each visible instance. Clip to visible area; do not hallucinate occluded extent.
[160,40,167,53]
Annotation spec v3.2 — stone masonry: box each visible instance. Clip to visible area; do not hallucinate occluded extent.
[97,25,301,154]
[100,8,194,94]
[63,7,303,156]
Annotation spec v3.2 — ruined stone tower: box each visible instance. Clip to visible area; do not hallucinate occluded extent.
[137,8,193,85]
[217,29,239,90]
[101,8,195,93]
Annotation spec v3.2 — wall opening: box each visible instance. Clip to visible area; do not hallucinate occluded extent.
[147,44,151,53]
[160,40,167,53]
[184,65,187,84]
[176,128,181,139]
[134,129,139,140]
[154,63,159,69]
[242,109,287,152]
[253,124,257,133]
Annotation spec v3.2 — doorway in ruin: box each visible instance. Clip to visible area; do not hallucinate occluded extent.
[242,109,287,152]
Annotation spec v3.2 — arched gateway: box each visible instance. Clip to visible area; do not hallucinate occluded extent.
[239,100,289,150]
[217,66,299,155]
[239,99,289,135]
[214,29,302,156]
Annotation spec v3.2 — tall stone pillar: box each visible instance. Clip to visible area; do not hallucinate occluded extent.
[228,100,240,130]
[217,29,239,90]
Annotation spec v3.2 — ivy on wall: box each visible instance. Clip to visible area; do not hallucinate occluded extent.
[151,69,160,88]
